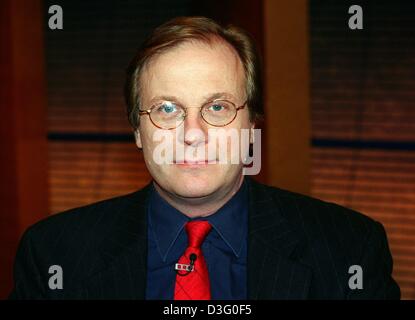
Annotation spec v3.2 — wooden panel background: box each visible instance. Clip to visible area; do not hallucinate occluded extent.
[0,0,49,298]
[310,1,415,299]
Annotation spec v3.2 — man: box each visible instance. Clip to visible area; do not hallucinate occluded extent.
[10,16,400,299]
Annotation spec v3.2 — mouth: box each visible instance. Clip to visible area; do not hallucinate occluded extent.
[174,159,217,166]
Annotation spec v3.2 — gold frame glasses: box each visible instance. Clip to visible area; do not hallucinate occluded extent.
[138,99,247,130]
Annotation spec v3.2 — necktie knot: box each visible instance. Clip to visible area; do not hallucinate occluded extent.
[185,220,212,248]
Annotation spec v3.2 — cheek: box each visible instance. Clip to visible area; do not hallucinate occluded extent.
[139,127,158,163]
[228,108,252,130]
[139,120,156,146]
[239,111,253,129]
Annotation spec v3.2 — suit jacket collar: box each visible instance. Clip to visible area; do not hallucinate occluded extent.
[85,185,151,299]
[87,178,311,299]
[246,178,311,299]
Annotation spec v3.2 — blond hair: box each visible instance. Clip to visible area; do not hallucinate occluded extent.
[125,16,263,129]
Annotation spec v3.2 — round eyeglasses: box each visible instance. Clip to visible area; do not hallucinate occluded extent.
[138,99,247,130]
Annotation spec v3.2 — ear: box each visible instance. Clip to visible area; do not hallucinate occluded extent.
[134,129,143,149]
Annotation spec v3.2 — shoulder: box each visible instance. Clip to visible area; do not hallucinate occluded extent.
[16,186,150,280]
[24,188,145,245]
[250,180,399,299]
[251,179,378,228]
[249,179,385,259]
[11,185,152,298]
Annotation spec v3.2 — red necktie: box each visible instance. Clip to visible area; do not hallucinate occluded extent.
[174,220,212,300]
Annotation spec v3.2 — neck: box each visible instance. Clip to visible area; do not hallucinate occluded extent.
[153,175,245,218]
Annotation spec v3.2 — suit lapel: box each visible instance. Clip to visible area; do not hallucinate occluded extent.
[81,179,311,299]
[84,184,151,299]
[247,178,312,299]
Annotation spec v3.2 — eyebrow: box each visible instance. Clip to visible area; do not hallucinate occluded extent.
[149,92,236,105]
[203,92,236,101]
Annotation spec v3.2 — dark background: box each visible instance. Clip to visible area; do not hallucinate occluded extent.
[1,0,414,299]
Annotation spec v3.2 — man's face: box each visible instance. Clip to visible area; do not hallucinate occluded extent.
[136,40,253,199]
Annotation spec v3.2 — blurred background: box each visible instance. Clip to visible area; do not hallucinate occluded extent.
[1,0,414,299]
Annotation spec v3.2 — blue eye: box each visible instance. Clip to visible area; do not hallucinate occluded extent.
[159,102,177,114]
[210,104,224,112]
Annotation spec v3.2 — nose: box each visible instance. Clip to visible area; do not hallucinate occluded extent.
[181,108,208,147]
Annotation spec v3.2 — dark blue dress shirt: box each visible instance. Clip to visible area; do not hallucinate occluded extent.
[146,179,248,300]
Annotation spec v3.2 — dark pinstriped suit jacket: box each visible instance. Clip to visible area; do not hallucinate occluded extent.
[10,178,400,299]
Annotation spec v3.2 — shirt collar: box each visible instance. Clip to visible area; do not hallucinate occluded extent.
[148,178,248,262]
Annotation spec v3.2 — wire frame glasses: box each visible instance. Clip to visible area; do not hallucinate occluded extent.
[138,99,247,130]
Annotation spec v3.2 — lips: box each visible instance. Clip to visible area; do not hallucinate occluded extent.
[174,159,217,165]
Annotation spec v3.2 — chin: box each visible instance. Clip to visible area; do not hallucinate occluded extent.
[171,170,220,198]
[151,163,241,199]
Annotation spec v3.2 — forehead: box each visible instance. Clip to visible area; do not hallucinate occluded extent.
[140,40,246,102]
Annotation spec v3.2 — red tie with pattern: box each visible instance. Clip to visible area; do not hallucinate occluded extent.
[174,220,212,300]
